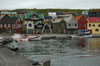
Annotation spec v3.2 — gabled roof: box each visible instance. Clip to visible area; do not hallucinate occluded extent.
[74,16,82,21]
[87,17,100,23]
[25,12,44,19]
[0,15,18,24]
[52,14,73,23]
[9,15,23,22]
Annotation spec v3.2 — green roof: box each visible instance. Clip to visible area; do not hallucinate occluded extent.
[38,13,44,19]
[9,15,24,22]
[25,11,44,19]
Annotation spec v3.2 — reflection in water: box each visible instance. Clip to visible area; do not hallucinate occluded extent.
[87,38,100,50]
[16,38,100,66]
[79,39,86,49]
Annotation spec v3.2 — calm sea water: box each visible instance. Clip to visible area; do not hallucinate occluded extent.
[17,38,100,66]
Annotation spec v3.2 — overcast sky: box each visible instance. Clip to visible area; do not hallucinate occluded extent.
[0,0,100,10]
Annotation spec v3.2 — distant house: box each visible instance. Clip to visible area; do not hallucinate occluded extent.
[48,12,57,19]
[0,11,17,17]
[52,20,66,34]
[64,12,76,15]
[82,11,88,18]
[52,14,78,34]
[86,17,100,34]
[48,11,64,19]
[0,15,22,34]
[74,15,88,35]
[88,9,100,17]
[64,15,78,34]
[56,12,64,15]
[17,9,29,14]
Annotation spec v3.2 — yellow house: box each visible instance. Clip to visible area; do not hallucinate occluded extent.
[87,17,100,34]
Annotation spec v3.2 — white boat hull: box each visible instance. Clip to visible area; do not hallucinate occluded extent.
[29,36,42,41]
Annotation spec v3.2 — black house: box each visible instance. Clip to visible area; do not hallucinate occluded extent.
[88,9,100,17]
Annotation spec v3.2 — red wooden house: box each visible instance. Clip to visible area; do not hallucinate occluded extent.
[74,15,88,35]
[0,15,22,34]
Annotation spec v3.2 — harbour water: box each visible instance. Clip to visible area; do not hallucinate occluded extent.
[17,38,100,66]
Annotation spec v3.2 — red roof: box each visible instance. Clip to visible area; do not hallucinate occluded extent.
[74,16,82,21]
[87,17,100,23]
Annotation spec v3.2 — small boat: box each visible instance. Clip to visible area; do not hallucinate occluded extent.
[28,35,42,41]
[11,34,42,42]
[72,34,92,38]
[0,38,20,51]
[4,40,20,51]
[80,34,92,38]
[11,34,29,42]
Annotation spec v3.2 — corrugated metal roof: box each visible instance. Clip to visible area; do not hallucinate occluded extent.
[0,16,18,24]
[87,17,100,23]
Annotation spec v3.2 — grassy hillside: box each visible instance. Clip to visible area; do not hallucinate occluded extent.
[3,9,88,16]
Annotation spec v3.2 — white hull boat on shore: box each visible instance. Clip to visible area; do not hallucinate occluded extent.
[11,34,42,42]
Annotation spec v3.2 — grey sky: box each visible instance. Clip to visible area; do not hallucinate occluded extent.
[0,0,100,10]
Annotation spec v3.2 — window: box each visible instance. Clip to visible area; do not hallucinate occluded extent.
[98,25,100,27]
[4,24,6,28]
[69,24,71,26]
[12,24,15,28]
[96,19,99,21]
[78,24,81,27]
[0,24,3,28]
[95,29,99,32]
[18,24,21,28]
[8,24,10,28]
[89,24,91,27]
[93,24,95,27]
[75,23,77,26]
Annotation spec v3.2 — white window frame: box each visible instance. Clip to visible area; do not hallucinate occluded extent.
[8,24,10,28]
[0,24,3,28]
[4,24,6,28]
[12,24,15,29]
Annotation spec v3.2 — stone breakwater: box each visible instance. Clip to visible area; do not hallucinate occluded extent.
[41,34,72,39]
[24,34,72,40]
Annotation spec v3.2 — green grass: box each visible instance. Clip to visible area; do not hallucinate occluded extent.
[1,9,88,16]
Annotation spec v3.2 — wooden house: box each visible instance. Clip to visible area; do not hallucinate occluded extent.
[74,15,88,35]
[52,14,78,34]
[88,9,100,17]
[0,11,17,17]
[0,15,22,34]
[24,12,44,34]
[86,17,100,34]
